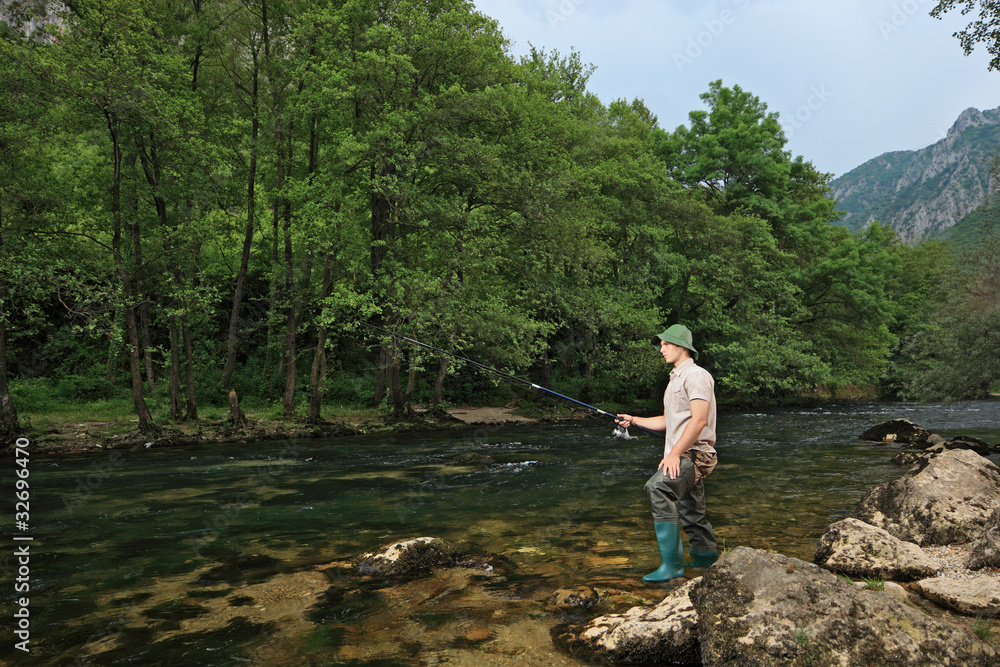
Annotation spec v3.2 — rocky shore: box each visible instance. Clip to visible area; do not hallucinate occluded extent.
[553,420,1000,665]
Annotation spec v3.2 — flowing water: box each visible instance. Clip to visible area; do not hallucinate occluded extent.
[5,401,999,665]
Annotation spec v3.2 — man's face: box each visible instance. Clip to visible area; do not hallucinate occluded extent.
[660,340,685,365]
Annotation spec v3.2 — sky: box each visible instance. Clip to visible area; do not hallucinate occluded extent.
[471,0,998,178]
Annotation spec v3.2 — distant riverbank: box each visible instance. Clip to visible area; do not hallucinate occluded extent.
[12,404,574,455]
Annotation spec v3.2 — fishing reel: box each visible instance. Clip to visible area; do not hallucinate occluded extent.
[612,425,638,440]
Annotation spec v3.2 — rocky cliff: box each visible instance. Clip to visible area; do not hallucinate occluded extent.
[830,106,1000,243]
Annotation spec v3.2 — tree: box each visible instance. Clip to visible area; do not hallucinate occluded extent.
[655,80,792,222]
[931,1,1000,70]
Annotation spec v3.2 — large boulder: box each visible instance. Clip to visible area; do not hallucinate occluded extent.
[914,577,1000,618]
[814,518,940,581]
[558,578,701,665]
[967,507,1000,571]
[854,449,1000,546]
[860,418,931,446]
[691,547,997,666]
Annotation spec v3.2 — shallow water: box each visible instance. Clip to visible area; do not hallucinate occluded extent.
[5,400,999,664]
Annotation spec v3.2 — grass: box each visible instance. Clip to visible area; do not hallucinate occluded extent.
[861,575,885,591]
[972,614,994,642]
[837,574,857,587]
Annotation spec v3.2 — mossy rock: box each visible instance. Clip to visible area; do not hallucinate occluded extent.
[355,537,463,576]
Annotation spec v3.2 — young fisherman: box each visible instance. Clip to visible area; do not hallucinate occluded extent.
[617,324,719,582]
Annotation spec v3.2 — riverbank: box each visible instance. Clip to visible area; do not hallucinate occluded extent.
[12,404,571,454]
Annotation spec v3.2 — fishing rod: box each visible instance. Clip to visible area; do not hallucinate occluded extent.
[357,321,661,438]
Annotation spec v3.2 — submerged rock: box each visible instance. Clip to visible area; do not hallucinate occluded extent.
[691,546,997,666]
[854,449,1000,546]
[914,577,1000,618]
[549,586,601,611]
[967,507,1000,571]
[448,452,496,466]
[355,537,462,576]
[814,518,940,581]
[860,418,931,446]
[558,578,700,665]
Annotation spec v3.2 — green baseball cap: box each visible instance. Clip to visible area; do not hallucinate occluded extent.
[651,324,698,360]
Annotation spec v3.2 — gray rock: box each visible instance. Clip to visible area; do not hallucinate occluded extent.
[854,449,1000,546]
[355,537,461,576]
[967,507,1000,570]
[914,577,1000,617]
[691,546,997,666]
[860,418,931,445]
[814,518,940,581]
[562,578,701,665]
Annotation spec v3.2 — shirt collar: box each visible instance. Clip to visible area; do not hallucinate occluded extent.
[669,357,695,379]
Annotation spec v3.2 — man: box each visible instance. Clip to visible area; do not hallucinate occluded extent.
[617,324,718,582]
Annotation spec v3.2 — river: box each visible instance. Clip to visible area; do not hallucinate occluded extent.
[6,400,999,665]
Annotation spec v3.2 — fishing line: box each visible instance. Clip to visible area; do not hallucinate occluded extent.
[357,321,659,438]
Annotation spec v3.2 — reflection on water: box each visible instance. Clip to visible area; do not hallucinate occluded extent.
[7,400,999,664]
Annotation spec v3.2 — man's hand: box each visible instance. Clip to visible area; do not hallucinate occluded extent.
[658,451,683,480]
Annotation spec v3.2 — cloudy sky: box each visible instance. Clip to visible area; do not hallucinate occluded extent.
[471,0,998,178]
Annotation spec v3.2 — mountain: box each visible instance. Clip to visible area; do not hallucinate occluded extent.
[828,106,1000,243]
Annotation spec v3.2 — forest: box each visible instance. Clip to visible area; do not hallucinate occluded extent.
[1,0,998,440]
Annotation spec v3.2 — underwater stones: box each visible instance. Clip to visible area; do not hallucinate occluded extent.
[691,547,997,666]
[967,507,1000,571]
[448,452,496,466]
[814,518,940,581]
[549,586,601,611]
[914,577,1000,618]
[854,449,1000,546]
[561,578,700,665]
[860,418,931,445]
[354,537,462,576]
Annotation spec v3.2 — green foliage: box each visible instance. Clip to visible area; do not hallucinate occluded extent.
[0,2,980,425]
[896,222,1000,400]
[931,1,1000,71]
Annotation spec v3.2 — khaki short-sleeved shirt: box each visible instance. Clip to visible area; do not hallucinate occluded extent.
[663,358,717,458]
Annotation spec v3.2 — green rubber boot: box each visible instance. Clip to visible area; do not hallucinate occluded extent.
[642,520,685,582]
[684,549,718,568]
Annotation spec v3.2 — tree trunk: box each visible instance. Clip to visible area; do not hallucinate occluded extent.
[278,113,296,417]
[374,343,387,407]
[307,243,335,422]
[432,354,449,408]
[228,388,247,430]
[181,310,198,420]
[106,111,154,433]
[0,197,20,441]
[404,359,417,409]
[168,313,183,421]
[307,332,327,422]
[387,342,405,418]
[221,45,261,388]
